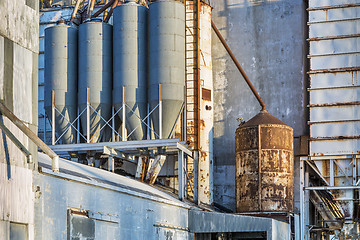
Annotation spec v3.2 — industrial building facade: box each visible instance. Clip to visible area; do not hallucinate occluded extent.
[0,0,359,239]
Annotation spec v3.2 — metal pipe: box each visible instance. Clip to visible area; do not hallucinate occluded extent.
[52,90,55,145]
[88,0,96,18]
[211,20,267,111]
[159,84,162,139]
[70,0,82,23]
[0,102,59,172]
[195,0,201,150]
[122,86,127,141]
[104,0,119,23]
[91,0,114,18]
[86,88,90,143]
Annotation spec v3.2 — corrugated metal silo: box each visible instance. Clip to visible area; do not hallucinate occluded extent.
[113,0,148,141]
[44,22,78,144]
[148,0,185,139]
[78,20,113,143]
[235,111,294,213]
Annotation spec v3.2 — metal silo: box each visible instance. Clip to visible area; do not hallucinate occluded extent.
[78,20,113,143]
[44,22,78,144]
[235,110,294,213]
[148,0,185,139]
[113,1,148,141]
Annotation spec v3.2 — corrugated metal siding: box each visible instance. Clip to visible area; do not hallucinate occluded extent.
[308,3,360,156]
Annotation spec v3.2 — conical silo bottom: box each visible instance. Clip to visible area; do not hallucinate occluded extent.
[45,105,77,144]
[150,100,183,139]
[114,102,147,141]
[79,103,112,143]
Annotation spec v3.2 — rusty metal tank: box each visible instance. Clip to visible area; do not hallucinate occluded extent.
[235,110,294,213]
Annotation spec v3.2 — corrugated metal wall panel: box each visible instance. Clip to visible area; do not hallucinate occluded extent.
[308,2,360,156]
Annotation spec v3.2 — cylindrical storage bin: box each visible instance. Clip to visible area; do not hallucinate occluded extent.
[78,20,113,143]
[113,1,148,141]
[148,0,185,139]
[44,23,78,144]
[235,111,294,213]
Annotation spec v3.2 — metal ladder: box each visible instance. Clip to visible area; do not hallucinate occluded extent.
[185,0,200,150]
[184,0,200,200]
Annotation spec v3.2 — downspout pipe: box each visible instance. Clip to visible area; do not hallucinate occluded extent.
[0,102,59,172]
[211,20,267,112]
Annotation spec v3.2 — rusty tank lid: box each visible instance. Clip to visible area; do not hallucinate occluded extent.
[239,110,289,128]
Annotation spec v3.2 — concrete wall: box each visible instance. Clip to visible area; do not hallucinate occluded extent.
[211,0,308,211]
[0,0,39,239]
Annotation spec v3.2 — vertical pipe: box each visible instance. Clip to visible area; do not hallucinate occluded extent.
[147,103,150,140]
[76,107,80,143]
[193,150,199,204]
[44,113,46,143]
[52,90,55,145]
[122,86,126,141]
[112,106,115,142]
[300,158,305,240]
[195,0,201,150]
[178,150,184,200]
[86,88,90,143]
[330,159,334,186]
[159,84,162,139]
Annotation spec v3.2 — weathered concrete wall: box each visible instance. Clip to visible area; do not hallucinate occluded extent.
[212,0,308,211]
[0,0,39,239]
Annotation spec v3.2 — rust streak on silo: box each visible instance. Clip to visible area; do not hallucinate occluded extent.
[236,110,294,213]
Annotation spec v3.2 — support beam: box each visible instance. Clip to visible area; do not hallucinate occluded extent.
[178,151,185,200]
[135,156,144,179]
[0,117,32,163]
[0,102,59,172]
[106,156,114,172]
[146,155,166,185]
[103,146,137,164]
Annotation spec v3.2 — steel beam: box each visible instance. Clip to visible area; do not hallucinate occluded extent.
[103,146,137,164]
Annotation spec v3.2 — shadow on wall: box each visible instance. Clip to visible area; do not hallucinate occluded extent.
[0,114,11,179]
[212,0,306,211]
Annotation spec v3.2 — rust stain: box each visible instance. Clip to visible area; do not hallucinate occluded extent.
[235,116,294,213]
[309,101,360,108]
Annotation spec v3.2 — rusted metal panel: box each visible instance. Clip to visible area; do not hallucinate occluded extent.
[236,111,294,213]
